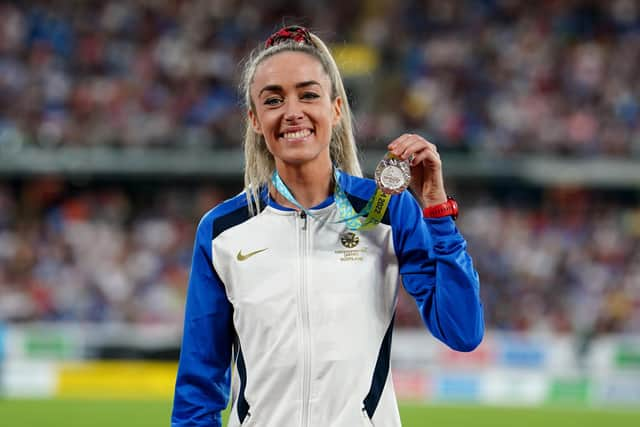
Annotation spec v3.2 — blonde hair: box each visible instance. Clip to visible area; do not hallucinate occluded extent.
[240,31,362,216]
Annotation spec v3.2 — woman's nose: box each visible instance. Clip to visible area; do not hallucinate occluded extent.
[284,100,304,121]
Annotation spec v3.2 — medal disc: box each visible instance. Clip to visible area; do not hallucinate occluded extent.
[375,153,411,195]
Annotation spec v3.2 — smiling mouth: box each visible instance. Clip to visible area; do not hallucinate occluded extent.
[280,129,313,140]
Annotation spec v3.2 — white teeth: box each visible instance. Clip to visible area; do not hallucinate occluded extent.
[283,129,311,139]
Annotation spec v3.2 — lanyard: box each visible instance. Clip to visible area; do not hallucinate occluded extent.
[271,169,391,231]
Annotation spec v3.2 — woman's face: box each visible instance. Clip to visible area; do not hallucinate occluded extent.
[249,51,342,170]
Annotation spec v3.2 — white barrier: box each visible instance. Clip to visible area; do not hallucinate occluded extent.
[1,324,639,404]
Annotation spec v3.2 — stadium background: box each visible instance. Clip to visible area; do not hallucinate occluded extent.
[0,0,639,425]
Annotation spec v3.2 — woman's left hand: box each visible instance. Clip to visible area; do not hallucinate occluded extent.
[388,134,447,208]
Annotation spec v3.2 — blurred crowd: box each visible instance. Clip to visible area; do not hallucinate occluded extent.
[1,182,639,334]
[398,187,640,334]
[0,180,227,325]
[0,0,639,156]
[0,0,639,336]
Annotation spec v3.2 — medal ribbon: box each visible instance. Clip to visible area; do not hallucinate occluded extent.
[271,169,391,231]
[271,170,316,217]
[333,170,390,230]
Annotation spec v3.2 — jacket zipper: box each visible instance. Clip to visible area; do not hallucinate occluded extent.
[298,210,311,427]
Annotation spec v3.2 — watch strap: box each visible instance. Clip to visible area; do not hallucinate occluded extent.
[422,196,458,220]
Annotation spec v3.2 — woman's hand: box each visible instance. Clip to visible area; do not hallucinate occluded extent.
[388,134,447,208]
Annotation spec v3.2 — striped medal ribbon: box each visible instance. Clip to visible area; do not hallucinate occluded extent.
[271,169,391,231]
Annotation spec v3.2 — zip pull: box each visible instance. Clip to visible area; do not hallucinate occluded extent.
[299,210,307,230]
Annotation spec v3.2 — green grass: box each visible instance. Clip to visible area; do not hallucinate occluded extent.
[400,403,640,426]
[1,399,639,426]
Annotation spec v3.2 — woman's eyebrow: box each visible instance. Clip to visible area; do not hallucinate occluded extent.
[258,84,282,96]
[295,80,321,89]
[258,80,322,97]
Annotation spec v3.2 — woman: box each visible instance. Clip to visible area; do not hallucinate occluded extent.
[172,26,483,427]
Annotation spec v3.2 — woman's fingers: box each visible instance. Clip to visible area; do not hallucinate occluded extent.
[388,134,439,166]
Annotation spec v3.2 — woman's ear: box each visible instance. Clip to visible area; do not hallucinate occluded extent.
[332,96,342,126]
[248,109,262,134]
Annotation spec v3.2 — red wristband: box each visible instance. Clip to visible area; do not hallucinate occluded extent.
[422,196,458,220]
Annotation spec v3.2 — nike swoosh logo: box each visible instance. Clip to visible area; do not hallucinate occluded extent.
[236,248,268,261]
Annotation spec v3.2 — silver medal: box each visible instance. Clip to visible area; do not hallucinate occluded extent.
[374,153,411,195]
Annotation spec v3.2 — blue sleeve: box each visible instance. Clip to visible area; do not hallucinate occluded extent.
[391,192,484,352]
[172,213,234,427]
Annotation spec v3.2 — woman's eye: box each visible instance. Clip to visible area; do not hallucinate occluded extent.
[301,92,320,100]
[264,97,282,106]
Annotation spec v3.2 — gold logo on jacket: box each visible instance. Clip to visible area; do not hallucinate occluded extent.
[236,248,268,261]
[336,232,366,261]
[340,232,359,248]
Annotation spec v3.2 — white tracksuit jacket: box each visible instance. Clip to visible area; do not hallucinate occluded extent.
[172,171,484,427]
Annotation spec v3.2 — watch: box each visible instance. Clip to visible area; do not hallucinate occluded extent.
[422,196,458,220]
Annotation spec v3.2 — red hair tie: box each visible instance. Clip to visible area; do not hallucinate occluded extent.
[265,25,314,48]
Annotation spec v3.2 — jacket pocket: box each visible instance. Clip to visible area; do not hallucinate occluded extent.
[361,408,374,427]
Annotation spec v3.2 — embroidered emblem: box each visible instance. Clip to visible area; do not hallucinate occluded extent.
[340,232,360,249]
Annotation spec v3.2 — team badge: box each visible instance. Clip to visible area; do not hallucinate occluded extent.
[340,232,360,249]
